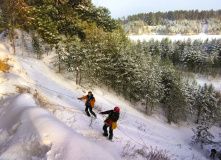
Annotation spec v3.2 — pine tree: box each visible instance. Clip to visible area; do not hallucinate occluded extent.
[32,35,42,59]
[194,84,218,124]
[52,44,66,73]
[191,115,214,149]
[160,61,189,123]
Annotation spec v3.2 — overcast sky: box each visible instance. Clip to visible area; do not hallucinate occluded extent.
[92,0,221,19]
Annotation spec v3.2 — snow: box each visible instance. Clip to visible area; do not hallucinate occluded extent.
[0,32,220,160]
[129,34,221,42]
[129,33,221,92]
[195,75,221,92]
[202,24,208,34]
[0,94,114,160]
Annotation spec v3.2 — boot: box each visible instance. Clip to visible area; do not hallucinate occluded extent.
[109,134,113,140]
[103,131,108,137]
[85,111,90,117]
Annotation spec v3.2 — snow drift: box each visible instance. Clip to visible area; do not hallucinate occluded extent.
[0,94,114,160]
[1,31,221,160]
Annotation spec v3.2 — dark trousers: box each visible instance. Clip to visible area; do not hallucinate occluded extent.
[210,153,215,159]
[210,152,216,159]
[85,105,96,117]
[210,149,216,159]
[103,123,113,136]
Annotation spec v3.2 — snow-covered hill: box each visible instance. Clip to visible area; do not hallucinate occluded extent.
[0,34,220,160]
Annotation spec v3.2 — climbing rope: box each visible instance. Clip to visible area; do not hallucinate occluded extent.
[0,92,14,96]
[4,58,149,148]
[27,81,77,98]
[117,126,147,148]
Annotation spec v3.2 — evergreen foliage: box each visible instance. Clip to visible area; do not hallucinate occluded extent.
[191,123,215,149]
[138,38,221,75]
[121,10,221,35]
[0,2,220,125]
[122,10,221,25]
[32,34,42,59]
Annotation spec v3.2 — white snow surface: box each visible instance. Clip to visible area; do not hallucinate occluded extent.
[0,32,221,160]
[129,34,221,42]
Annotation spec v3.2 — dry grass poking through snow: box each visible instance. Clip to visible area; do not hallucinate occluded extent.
[121,141,172,160]
[0,59,10,72]
[16,86,31,94]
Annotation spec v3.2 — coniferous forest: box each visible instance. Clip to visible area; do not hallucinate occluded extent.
[0,0,221,128]
[120,10,221,35]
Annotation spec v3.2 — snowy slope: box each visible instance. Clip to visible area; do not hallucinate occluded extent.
[0,42,115,160]
[0,33,220,160]
[0,94,114,160]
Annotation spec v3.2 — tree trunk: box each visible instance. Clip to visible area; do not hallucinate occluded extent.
[79,71,82,85]
[55,0,59,7]
[167,105,172,124]
[18,0,28,7]
[58,54,61,73]
[21,31,25,55]
[9,28,16,55]
[196,107,201,124]
[146,97,148,114]
[76,69,79,85]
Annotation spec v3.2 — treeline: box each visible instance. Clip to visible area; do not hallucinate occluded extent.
[19,29,221,125]
[121,9,221,26]
[0,0,221,125]
[54,37,221,125]
[140,38,221,75]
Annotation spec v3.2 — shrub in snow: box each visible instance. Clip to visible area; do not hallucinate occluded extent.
[121,141,171,160]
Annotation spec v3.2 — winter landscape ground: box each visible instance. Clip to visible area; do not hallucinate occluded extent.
[0,32,221,160]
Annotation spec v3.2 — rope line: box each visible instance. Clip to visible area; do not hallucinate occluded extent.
[18,58,79,98]
[1,86,148,149]
[28,81,77,98]
[1,84,146,147]
[117,126,146,148]
[40,101,83,112]
[3,58,148,148]
[0,93,14,96]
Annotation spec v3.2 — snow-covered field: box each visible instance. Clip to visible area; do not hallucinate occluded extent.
[0,33,220,160]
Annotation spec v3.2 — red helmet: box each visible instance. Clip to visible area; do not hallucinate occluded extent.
[114,106,120,112]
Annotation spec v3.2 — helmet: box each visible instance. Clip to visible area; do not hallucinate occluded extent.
[88,91,92,95]
[114,106,120,112]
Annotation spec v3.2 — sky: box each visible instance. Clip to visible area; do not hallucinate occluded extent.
[92,0,221,19]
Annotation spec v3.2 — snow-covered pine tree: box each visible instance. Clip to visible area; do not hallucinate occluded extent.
[32,35,42,59]
[161,61,189,123]
[63,36,85,84]
[52,44,66,73]
[143,55,163,114]
[194,84,218,124]
[206,84,219,123]
[191,115,214,149]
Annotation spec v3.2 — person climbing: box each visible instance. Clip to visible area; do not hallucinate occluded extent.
[100,107,120,140]
[78,91,96,118]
